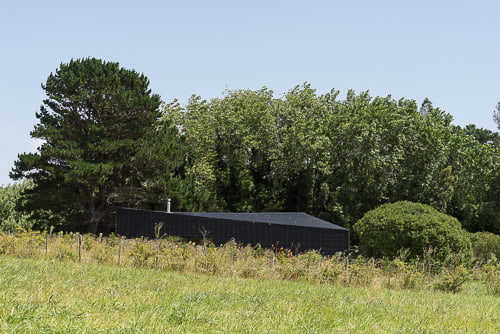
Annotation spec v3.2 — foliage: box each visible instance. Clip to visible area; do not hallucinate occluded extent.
[469,231,500,263]
[434,265,470,293]
[10,58,184,233]
[463,124,500,146]
[1,230,497,296]
[446,125,500,233]
[10,71,500,235]
[166,85,500,233]
[481,263,500,296]
[353,201,473,262]
[0,182,31,232]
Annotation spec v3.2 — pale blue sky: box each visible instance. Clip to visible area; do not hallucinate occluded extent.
[1,0,499,185]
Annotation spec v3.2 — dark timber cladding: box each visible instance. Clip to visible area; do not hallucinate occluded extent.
[116,208,349,255]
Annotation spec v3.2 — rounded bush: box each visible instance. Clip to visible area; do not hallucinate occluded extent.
[353,201,472,262]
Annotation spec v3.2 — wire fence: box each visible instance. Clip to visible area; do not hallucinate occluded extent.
[0,230,498,294]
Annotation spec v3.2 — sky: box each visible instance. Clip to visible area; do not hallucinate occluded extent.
[1,0,499,186]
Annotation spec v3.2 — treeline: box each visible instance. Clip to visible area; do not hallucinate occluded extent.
[164,85,500,234]
[4,58,500,235]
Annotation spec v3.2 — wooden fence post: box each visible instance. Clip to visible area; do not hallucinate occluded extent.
[77,234,83,262]
[344,256,350,284]
[45,234,49,256]
[118,238,123,266]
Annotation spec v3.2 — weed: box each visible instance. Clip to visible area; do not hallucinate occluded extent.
[129,239,154,267]
[1,256,499,333]
[0,231,496,295]
[481,261,500,296]
[434,265,470,293]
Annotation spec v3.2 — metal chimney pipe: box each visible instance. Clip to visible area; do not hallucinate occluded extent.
[167,198,171,213]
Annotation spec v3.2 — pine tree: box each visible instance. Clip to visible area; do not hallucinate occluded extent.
[11,58,183,233]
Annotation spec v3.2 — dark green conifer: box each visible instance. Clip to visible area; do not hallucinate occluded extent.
[11,58,182,233]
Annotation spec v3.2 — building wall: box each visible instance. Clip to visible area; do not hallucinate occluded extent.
[116,208,349,255]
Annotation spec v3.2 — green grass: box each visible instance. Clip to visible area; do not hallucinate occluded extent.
[0,256,498,333]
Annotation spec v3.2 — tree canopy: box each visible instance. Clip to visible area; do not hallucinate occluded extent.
[7,64,500,237]
[11,58,184,233]
[165,85,500,233]
[0,182,31,232]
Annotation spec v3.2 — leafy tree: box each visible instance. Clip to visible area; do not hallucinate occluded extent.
[11,58,183,233]
[353,201,472,262]
[165,88,280,212]
[444,125,499,233]
[0,182,32,231]
[324,92,413,224]
[272,84,333,214]
[166,84,500,234]
[463,124,500,146]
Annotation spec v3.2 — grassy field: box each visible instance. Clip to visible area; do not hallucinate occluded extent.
[0,256,498,333]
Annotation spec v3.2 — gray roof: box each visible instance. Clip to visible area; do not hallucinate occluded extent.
[172,212,348,230]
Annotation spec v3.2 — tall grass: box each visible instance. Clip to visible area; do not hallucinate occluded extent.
[0,256,498,333]
[0,230,498,295]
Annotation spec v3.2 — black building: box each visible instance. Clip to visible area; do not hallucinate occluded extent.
[116,207,349,255]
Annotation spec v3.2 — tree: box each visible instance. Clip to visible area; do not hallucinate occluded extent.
[463,124,500,146]
[0,182,31,231]
[11,58,182,233]
[165,88,280,212]
[166,84,500,234]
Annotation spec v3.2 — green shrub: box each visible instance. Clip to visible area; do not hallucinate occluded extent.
[481,263,500,296]
[130,239,155,267]
[434,265,470,293]
[353,201,472,262]
[469,231,500,263]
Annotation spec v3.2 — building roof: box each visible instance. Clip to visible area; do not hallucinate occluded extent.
[171,211,348,230]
